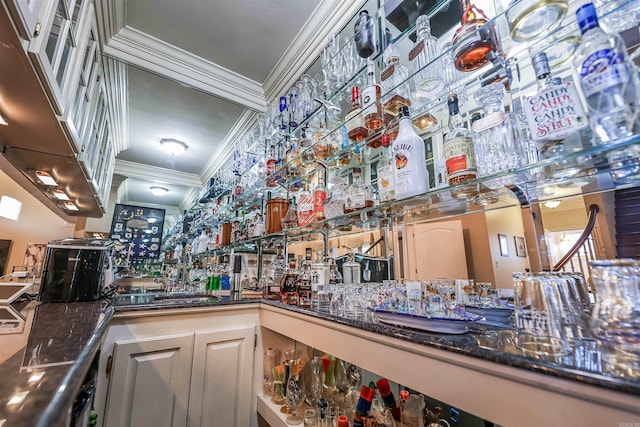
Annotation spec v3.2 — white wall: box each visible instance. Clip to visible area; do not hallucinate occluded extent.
[0,170,75,275]
[485,206,531,289]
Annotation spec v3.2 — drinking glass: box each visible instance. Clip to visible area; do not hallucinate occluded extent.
[344,285,367,320]
[303,408,317,427]
[513,272,568,356]
[477,282,493,307]
[286,374,305,425]
[435,278,456,312]
[589,259,640,354]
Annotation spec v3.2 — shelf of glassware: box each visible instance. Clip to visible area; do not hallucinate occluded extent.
[258,304,640,427]
[194,130,640,260]
[260,0,634,197]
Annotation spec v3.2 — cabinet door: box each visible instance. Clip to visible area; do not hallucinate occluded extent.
[188,326,255,427]
[7,0,45,39]
[402,220,468,280]
[105,333,194,427]
[28,0,90,114]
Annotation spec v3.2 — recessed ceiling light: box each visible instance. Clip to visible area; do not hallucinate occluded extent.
[35,170,57,186]
[0,196,22,221]
[159,138,188,155]
[150,186,169,196]
[63,201,79,211]
[52,189,70,201]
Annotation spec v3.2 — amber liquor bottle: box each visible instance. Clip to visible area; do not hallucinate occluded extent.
[345,86,369,143]
[362,60,383,132]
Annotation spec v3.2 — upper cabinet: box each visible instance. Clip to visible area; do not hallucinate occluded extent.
[5,0,45,40]
[27,0,93,116]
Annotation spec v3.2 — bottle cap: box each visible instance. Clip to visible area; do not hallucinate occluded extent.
[576,3,599,34]
[400,390,410,400]
[360,385,376,402]
[470,112,482,124]
[352,167,361,174]
[399,106,410,118]
[416,14,432,33]
[447,95,459,116]
[381,134,391,147]
[351,86,360,101]
[532,52,551,79]
[376,378,392,395]
[337,415,350,427]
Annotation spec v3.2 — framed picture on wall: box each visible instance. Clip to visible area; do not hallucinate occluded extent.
[514,236,527,257]
[24,243,46,277]
[498,234,509,257]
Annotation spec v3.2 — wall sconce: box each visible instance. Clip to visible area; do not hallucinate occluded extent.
[543,200,561,209]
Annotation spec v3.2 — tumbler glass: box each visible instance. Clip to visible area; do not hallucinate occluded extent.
[513,272,568,355]
[589,259,640,354]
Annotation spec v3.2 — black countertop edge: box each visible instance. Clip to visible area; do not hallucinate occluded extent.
[258,301,640,397]
[113,296,259,312]
[36,304,114,427]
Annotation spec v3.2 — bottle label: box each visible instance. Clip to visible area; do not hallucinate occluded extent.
[297,202,314,226]
[381,64,395,82]
[579,49,629,97]
[314,189,326,213]
[444,136,476,176]
[345,192,366,210]
[409,40,424,61]
[362,84,381,117]
[345,107,366,134]
[524,81,589,141]
[377,164,395,200]
[471,111,506,133]
[266,159,276,175]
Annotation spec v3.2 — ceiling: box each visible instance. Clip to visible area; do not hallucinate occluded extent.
[95,0,367,224]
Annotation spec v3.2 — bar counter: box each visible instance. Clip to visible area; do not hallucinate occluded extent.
[1,296,638,427]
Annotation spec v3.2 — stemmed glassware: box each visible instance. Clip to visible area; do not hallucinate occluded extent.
[435,278,456,313]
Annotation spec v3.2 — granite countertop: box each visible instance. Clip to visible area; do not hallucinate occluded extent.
[1,294,636,427]
[0,299,113,427]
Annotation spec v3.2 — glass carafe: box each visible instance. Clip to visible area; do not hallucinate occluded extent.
[471,82,522,188]
[409,14,443,101]
[381,33,411,116]
[452,0,500,72]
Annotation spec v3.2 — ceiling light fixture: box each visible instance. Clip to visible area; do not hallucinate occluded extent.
[0,196,22,221]
[159,138,188,155]
[63,201,79,211]
[150,186,169,196]
[52,189,70,201]
[544,200,561,209]
[35,170,57,186]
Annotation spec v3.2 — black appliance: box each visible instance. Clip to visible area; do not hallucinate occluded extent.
[39,239,114,302]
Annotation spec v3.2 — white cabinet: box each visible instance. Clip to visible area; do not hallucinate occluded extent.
[97,306,260,427]
[104,333,194,427]
[6,0,45,40]
[188,327,255,427]
[27,0,91,115]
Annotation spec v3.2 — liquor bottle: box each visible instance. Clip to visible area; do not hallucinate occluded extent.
[274,140,285,185]
[573,3,639,143]
[324,175,347,224]
[314,175,327,221]
[392,106,430,200]
[362,60,383,131]
[297,183,315,227]
[354,10,375,58]
[311,252,330,312]
[524,52,588,175]
[296,258,312,308]
[344,168,374,214]
[443,94,478,196]
[314,121,330,160]
[381,31,411,116]
[284,136,299,179]
[281,198,299,230]
[452,0,500,72]
[280,258,299,305]
[299,126,315,173]
[409,14,444,101]
[471,82,522,183]
[377,134,396,203]
[345,87,369,143]
[265,247,287,300]
[266,144,277,188]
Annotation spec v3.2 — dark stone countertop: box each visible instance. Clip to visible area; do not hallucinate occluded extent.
[0,299,113,427]
[2,295,637,427]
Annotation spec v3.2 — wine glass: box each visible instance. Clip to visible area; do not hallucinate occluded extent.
[285,373,306,425]
[435,278,456,314]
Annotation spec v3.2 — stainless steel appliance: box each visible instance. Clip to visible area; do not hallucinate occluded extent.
[39,239,114,302]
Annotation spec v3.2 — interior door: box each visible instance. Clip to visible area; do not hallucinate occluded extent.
[188,326,255,427]
[105,333,194,427]
[402,220,468,280]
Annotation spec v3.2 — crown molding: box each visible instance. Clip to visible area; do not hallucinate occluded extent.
[103,26,267,112]
[198,109,258,182]
[102,57,129,154]
[125,200,181,216]
[262,0,367,100]
[179,187,204,213]
[116,176,129,204]
[114,159,203,187]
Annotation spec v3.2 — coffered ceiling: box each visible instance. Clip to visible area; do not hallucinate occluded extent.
[92,0,367,225]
